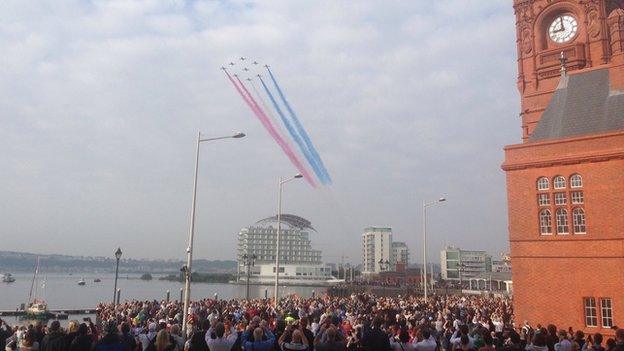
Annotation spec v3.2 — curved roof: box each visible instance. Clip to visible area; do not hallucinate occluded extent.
[255,214,315,231]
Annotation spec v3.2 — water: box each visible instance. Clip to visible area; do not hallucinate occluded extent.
[0,272,326,311]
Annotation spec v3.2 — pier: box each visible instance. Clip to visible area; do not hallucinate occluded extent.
[0,308,95,318]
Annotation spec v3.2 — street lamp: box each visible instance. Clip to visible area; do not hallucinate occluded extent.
[113,247,122,305]
[182,131,245,338]
[243,254,257,300]
[422,197,446,301]
[274,173,303,303]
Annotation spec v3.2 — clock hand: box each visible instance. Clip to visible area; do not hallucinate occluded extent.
[558,17,565,32]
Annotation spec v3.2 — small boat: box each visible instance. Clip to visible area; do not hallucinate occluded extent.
[77,279,86,286]
[93,278,101,283]
[2,273,16,283]
[24,299,50,319]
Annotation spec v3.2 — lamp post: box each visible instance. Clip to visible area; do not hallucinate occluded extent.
[378,259,389,296]
[182,131,245,338]
[274,173,303,303]
[458,263,466,292]
[423,197,446,301]
[243,254,257,300]
[113,247,122,305]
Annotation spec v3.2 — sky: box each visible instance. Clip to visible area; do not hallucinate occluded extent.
[0,0,521,265]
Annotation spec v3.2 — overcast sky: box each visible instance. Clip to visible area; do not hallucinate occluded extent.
[0,1,520,265]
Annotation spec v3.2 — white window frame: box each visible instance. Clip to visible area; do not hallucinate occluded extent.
[554,176,566,189]
[556,208,569,234]
[571,191,584,204]
[554,192,567,205]
[573,208,586,234]
[537,177,550,191]
[601,298,613,328]
[570,174,583,188]
[539,210,553,235]
[584,297,598,327]
[538,193,550,206]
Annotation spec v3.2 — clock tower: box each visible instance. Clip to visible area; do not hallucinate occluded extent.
[504,0,624,333]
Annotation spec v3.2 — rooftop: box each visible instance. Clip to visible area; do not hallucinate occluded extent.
[529,68,624,142]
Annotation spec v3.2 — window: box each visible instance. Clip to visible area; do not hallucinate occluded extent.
[537,177,550,190]
[556,208,569,234]
[572,191,584,204]
[540,210,553,235]
[601,298,613,328]
[538,194,550,206]
[554,193,567,205]
[570,174,583,188]
[554,176,566,189]
[584,298,598,327]
[573,208,586,234]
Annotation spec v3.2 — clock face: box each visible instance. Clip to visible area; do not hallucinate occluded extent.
[548,15,578,43]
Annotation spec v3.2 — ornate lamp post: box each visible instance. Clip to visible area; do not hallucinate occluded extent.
[113,247,122,305]
[243,254,257,300]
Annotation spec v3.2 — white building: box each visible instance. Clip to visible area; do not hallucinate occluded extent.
[361,227,393,274]
[392,241,409,268]
[236,214,333,284]
[440,246,492,282]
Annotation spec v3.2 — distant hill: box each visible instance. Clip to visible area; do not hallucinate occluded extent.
[0,251,236,274]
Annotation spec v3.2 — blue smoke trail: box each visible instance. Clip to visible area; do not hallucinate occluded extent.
[266,67,332,184]
[258,75,325,183]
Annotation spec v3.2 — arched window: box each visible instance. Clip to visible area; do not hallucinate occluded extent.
[570,174,583,188]
[556,208,569,234]
[537,177,549,190]
[553,176,566,189]
[573,208,586,234]
[539,210,552,235]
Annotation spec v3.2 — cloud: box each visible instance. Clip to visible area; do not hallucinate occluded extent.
[0,1,519,264]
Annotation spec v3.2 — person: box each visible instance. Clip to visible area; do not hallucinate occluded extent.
[361,317,391,351]
[414,329,436,351]
[204,322,236,351]
[154,331,175,351]
[40,321,65,351]
[93,321,124,351]
[243,327,275,351]
[68,324,92,351]
[0,320,13,351]
[280,327,310,351]
[168,326,183,351]
[63,321,79,351]
[555,331,572,351]
[300,317,315,347]
[138,324,157,351]
[18,329,39,351]
[119,323,137,351]
[316,327,345,351]
[611,329,624,351]
[584,334,605,351]
[526,333,549,351]
[186,320,209,351]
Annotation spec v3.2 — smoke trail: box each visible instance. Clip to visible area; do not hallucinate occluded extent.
[249,79,292,151]
[258,75,325,183]
[223,69,316,187]
[266,67,332,184]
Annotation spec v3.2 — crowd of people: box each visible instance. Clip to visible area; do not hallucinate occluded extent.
[0,294,622,351]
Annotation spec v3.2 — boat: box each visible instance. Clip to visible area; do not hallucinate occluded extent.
[77,279,86,286]
[93,278,101,283]
[2,273,16,283]
[24,298,50,319]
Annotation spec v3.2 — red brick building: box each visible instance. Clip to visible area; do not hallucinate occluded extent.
[503,0,624,332]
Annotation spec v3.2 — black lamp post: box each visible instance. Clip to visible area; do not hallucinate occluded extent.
[243,254,257,300]
[378,259,390,296]
[113,247,122,305]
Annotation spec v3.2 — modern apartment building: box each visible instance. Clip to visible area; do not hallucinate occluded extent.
[392,241,409,267]
[440,246,492,281]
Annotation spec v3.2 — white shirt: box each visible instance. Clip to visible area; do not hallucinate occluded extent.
[205,327,237,351]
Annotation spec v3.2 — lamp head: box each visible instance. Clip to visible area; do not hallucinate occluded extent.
[294,174,303,179]
[232,132,246,139]
[438,197,446,202]
[115,248,122,260]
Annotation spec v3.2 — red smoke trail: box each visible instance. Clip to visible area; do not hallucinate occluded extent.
[223,69,316,187]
